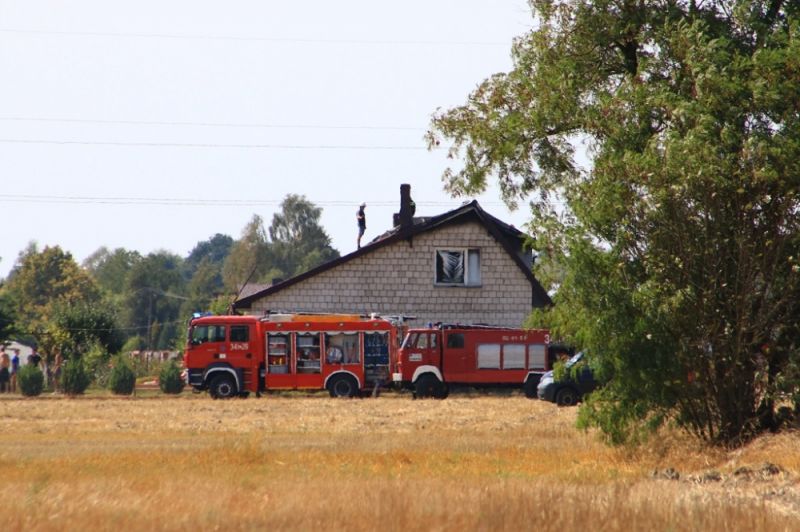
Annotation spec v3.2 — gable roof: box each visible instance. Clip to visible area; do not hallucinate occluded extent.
[234,200,552,310]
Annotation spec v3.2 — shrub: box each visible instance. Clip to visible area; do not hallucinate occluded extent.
[108,358,136,395]
[61,358,91,395]
[83,342,111,386]
[159,360,185,394]
[18,365,44,396]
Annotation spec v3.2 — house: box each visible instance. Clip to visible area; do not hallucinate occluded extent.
[234,185,551,327]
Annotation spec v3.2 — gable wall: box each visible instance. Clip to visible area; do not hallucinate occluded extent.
[247,221,533,327]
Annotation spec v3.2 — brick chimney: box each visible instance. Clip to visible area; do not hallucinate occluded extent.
[392,183,415,229]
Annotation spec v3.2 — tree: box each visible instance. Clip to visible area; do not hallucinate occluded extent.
[49,302,124,359]
[268,194,339,277]
[180,234,233,314]
[180,257,224,318]
[221,197,340,295]
[124,251,186,350]
[83,247,142,296]
[0,290,16,343]
[184,233,234,280]
[428,1,800,446]
[4,245,101,355]
[222,215,272,293]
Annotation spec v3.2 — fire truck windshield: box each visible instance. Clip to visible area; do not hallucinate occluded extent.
[190,324,226,345]
[401,333,417,349]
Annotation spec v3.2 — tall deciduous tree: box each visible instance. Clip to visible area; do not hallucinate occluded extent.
[269,194,339,277]
[0,290,16,342]
[48,301,124,359]
[184,233,233,282]
[83,247,142,296]
[124,251,186,350]
[3,245,102,357]
[222,197,340,295]
[222,215,272,293]
[428,1,800,446]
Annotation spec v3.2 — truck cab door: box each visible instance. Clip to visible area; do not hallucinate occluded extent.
[189,323,227,366]
[400,332,440,381]
[442,332,468,381]
[227,323,258,392]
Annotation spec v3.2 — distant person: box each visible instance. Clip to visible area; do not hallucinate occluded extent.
[356,202,366,249]
[10,349,20,393]
[29,349,42,368]
[52,351,63,393]
[0,350,9,393]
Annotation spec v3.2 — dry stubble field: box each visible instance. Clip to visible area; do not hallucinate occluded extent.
[1,392,799,531]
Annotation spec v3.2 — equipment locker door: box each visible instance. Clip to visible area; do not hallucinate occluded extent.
[265,332,297,389]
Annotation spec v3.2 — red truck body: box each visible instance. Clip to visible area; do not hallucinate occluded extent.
[184,313,399,398]
[392,324,552,398]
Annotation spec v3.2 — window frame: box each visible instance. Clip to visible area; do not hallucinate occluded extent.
[190,324,226,345]
[230,325,250,343]
[434,248,481,287]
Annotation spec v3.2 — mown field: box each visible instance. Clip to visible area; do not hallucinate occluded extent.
[0,392,798,531]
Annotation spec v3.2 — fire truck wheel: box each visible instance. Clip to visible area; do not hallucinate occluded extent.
[327,374,359,398]
[209,374,237,400]
[555,387,579,407]
[415,374,447,399]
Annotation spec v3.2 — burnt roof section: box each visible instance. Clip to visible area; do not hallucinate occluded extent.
[234,200,553,310]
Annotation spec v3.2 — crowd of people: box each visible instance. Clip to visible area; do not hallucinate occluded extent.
[0,345,49,393]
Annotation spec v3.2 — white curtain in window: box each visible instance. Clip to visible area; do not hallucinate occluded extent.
[437,250,464,284]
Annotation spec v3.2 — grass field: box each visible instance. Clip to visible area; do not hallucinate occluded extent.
[0,392,798,531]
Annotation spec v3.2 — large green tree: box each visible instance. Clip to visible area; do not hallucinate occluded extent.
[222,196,340,294]
[0,290,16,342]
[222,215,273,293]
[428,1,800,446]
[3,245,102,357]
[83,247,142,296]
[269,194,339,277]
[48,301,124,359]
[124,251,186,350]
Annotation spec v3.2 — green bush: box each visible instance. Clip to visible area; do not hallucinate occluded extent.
[159,360,185,394]
[84,342,112,386]
[18,365,44,396]
[108,358,136,395]
[61,358,91,395]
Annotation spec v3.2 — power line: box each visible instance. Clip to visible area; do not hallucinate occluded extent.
[0,193,494,208]
[0,138,435,150]
[0,28,508,47]
[0,116,425,132]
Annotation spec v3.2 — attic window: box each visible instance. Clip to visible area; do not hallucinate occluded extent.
[435,249,481,286]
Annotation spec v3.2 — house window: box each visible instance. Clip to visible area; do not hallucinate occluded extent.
[435,249,481,286]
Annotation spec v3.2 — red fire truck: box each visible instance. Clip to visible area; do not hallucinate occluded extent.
[392,324,553,398]
[184,313,400,398]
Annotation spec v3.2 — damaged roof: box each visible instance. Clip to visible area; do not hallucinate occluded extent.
[234,200,552,310]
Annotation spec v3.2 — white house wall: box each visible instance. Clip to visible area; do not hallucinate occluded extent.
[248,221,533,327]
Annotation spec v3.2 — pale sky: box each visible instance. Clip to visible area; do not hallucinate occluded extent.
[0,1,535,279]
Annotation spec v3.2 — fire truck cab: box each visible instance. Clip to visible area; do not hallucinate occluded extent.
[184,313,400,399]
[393,324,551,399]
